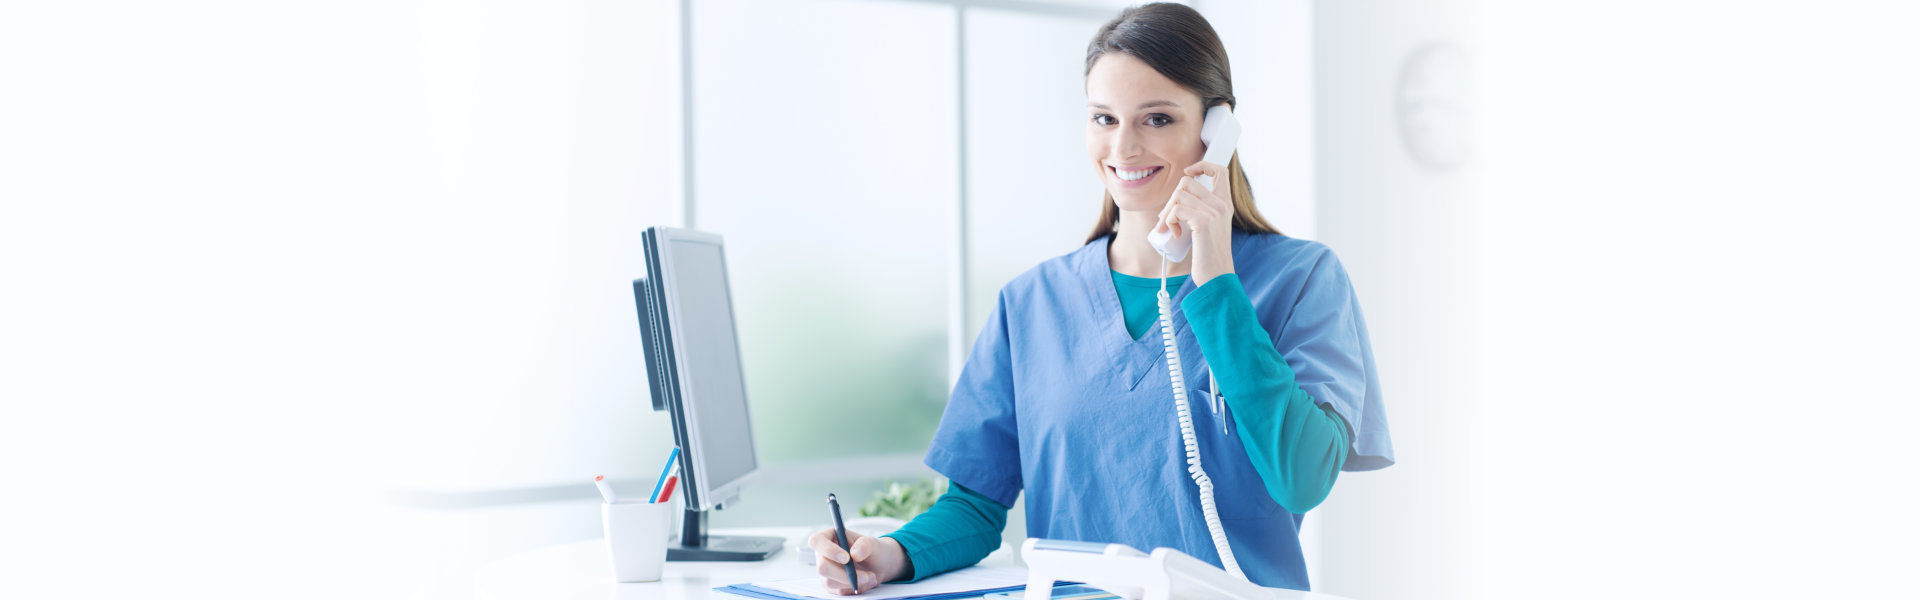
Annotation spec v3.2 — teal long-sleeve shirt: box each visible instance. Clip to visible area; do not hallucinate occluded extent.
[880,272,1352,582]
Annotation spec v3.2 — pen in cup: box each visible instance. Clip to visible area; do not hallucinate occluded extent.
[594,474,618,503]
[655,475,678,503]
[649,447,681,504]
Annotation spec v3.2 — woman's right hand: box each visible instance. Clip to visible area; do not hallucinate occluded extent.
[807,528,910,595]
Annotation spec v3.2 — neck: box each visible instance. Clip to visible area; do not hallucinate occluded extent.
[1108,207,1190,278]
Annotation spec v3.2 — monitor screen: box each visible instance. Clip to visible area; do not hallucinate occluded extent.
[663,236,757,496]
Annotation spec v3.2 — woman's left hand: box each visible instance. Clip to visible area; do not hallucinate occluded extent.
[1156,160,1235,285]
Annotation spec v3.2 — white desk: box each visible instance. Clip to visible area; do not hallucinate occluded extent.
[478,526,1359,600]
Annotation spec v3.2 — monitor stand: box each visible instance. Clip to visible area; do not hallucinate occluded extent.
[667,507,784,561]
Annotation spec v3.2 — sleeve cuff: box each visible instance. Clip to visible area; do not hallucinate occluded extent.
[1180,273,1251,321]
[881,531,941,583]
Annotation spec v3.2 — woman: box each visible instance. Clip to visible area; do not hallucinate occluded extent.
[808,3,1393,593]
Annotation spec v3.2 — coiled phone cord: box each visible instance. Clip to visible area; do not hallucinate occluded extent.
[1158,259,1247,579]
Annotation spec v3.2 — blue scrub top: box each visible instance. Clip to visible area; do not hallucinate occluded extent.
[923,230,1393,590]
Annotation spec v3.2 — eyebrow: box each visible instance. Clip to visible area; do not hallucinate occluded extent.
[1087,100,1181,110]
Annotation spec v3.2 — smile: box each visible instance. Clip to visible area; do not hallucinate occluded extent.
[1109,165,1162,189]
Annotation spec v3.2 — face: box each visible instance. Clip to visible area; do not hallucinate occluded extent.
[1085,52,1207,215]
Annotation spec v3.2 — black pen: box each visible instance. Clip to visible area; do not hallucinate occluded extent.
[827,493,860,594]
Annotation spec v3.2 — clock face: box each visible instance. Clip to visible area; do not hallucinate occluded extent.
[1397,42,1475,171]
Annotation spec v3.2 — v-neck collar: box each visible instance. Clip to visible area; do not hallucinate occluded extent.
[1074,235,1210,392]
[1112,271,1188,342]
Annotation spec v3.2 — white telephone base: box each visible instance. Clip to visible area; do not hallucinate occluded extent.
[1021,538,1278,600]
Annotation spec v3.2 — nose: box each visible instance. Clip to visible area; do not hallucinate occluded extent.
[1107,123,1143,162]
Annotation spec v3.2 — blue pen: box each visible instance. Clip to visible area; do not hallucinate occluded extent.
[828,493,860,593]
[648,446,680,504]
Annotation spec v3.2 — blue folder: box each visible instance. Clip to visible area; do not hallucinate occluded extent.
[714,581,1075,600]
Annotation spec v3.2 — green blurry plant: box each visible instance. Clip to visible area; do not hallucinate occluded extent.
[858,477,947,520]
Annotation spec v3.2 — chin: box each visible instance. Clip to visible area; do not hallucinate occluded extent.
[1109,188,1168,213]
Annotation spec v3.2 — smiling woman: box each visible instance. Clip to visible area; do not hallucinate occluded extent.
[1081,3,1278,246]
[799,2,1393,595]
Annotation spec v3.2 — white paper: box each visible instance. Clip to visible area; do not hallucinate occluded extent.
[747,566,1031,600]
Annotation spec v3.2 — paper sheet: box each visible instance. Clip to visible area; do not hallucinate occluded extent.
[745,566,1032,600]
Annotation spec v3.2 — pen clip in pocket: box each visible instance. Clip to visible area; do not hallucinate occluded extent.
[1195,384,1230,436]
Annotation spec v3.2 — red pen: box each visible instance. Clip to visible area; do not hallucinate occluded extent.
[654,476,678,503]
[594,475,618,503]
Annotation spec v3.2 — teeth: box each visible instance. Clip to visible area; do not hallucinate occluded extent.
[1115,166,1157,181]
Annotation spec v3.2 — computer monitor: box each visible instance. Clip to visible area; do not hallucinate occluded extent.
[634,226,782,561]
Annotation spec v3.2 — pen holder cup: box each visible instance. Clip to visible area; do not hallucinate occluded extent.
[602,500,672,583]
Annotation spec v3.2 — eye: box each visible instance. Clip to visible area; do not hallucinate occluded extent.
[1092,113,1116,126]
[1146,114,1173,127]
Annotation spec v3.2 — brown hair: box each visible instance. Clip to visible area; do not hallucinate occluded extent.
[1084,2,1280,244]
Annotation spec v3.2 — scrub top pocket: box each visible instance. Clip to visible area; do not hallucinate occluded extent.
[1192,385,1280,521]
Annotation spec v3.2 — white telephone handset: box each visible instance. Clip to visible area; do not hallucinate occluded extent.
[1146,104,1242,263]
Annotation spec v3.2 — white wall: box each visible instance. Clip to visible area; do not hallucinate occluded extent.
[2,0,684,595]
[1467,3,1919,597]
[1196,0,1317,241]
[1310,2,1920,599]
[1305,2,1479,598]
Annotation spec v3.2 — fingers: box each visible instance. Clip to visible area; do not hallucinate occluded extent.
[823,576,856,595]
[812,529,885,594]
[1155,178,1189,233]
[1170,183,1207,206]
[1154,170,1231,244]
[807,529,850,565]
[1160,187,1205,225]
[1176,174,1231,216]
[1155,198,1183,240]
[818,570,877,594]
[1161,177,1222,221]
[1184,160,1227,182]
[1157,181,1180,221]
[849,535,877,563]
[814,555,869,589]
[1161,221,1184,240]
[1173,174,1226,207]
[814,564,851,590]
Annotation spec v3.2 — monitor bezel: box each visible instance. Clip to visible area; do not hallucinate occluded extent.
[649,226,760,511]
